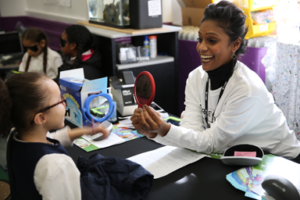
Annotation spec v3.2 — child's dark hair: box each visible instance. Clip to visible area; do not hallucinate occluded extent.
[0,73,48,137]
[22,28,48,73]
[201,1,248,56]
[65,25,93,68]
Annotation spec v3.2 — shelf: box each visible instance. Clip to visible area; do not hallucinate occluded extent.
[78,23,182,39]
[116,56,174,70]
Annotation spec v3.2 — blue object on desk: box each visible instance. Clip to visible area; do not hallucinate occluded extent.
[83,93,115,123]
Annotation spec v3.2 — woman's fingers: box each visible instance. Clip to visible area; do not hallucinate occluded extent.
[146,105,162,121]
[140,109,151,130]
[143,106,159,131]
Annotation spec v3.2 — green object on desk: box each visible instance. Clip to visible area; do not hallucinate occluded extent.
[164,116,181,126]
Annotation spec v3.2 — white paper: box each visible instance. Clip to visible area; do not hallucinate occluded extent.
[128,146,206,179]
[117,118,135,129]
[60,68,84,79]
[148,0,162,16]
[82,133,125,149]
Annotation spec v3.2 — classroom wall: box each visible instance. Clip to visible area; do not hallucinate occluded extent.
[26,0,88,24]
[1,0,173,24]
[0,0,27,16]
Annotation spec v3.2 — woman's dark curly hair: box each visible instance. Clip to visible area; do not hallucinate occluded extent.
[201,1,248,56]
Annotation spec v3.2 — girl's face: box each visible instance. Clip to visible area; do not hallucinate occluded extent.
[42,79,66,130]
[60,31,76,56]
[196,20,240,71]
[22,39,45,58]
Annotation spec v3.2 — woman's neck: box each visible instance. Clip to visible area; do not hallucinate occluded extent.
[18,127,48,144]
[206,58,236,90]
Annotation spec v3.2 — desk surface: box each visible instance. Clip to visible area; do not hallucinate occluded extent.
[65,124,248,200]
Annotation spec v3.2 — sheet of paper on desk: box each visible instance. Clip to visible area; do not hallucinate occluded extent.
[117,118,135,129]
[73,125,144,152]
[127,146,207,179]
[81,133,125,149]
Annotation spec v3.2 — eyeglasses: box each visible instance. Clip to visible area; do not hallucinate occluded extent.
[31,95,67,124]
[60,38,67,47]
[23,45,39,52]
[39,95,67,112]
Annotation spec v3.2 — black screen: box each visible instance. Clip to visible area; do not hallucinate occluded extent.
[0,32,22,55]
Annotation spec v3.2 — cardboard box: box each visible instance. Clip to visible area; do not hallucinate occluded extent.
[59,69,107,127]
[177,0,213,26]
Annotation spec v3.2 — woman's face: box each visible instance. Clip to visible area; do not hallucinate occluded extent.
[196,20,239,71]
[22,39,45,57]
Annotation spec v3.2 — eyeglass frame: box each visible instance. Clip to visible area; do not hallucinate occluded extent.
[31,95,67,123]
[39,95,67,112]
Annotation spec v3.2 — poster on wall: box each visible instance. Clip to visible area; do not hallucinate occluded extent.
[58,0,72,7]
[44,0,71,7]
[44,0,57,4]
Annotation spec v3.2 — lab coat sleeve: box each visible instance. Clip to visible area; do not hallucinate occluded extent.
[163,95,266,154]
[34,154,81,200]
[46,126,72,147]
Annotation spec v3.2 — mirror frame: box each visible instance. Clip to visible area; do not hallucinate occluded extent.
[134,71,156,108]
[83,93,115,123]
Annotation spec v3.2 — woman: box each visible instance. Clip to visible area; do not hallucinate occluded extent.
[57,25,104,82]
[131,1,300,162]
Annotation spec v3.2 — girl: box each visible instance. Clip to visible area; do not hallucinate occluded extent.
[18,28,63,79]
[131,1,300,163]
[58,25,104,81]
[0,72,109,199]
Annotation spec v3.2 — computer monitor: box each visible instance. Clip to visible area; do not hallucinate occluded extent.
[0,31,23,55]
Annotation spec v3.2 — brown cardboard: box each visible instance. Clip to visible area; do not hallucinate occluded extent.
[181,7,205,27]
[182,0,213,8]
[178,0,213,26]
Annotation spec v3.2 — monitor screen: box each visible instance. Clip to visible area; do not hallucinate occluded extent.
[0,32,23,55]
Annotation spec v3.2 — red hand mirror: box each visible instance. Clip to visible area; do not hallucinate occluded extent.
[134,71,156,108]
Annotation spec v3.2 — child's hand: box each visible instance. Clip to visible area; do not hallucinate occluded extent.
[87,122,110,140]
[67,123,110,142]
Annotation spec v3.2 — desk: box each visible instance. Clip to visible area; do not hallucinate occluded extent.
[65,122,248,200]
[0,63,19,79]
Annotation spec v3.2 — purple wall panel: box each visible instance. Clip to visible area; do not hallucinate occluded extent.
[178,39,201,114]
[0,16,72,50]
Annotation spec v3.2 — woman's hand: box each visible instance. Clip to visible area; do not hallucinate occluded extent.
[131,105,171,137]
[131,108,158,138]
[67,122,110,141]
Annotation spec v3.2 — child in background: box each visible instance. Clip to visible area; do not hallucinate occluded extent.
[19,28,62,79]
[0,72,109,199]
[58,25,104,81]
